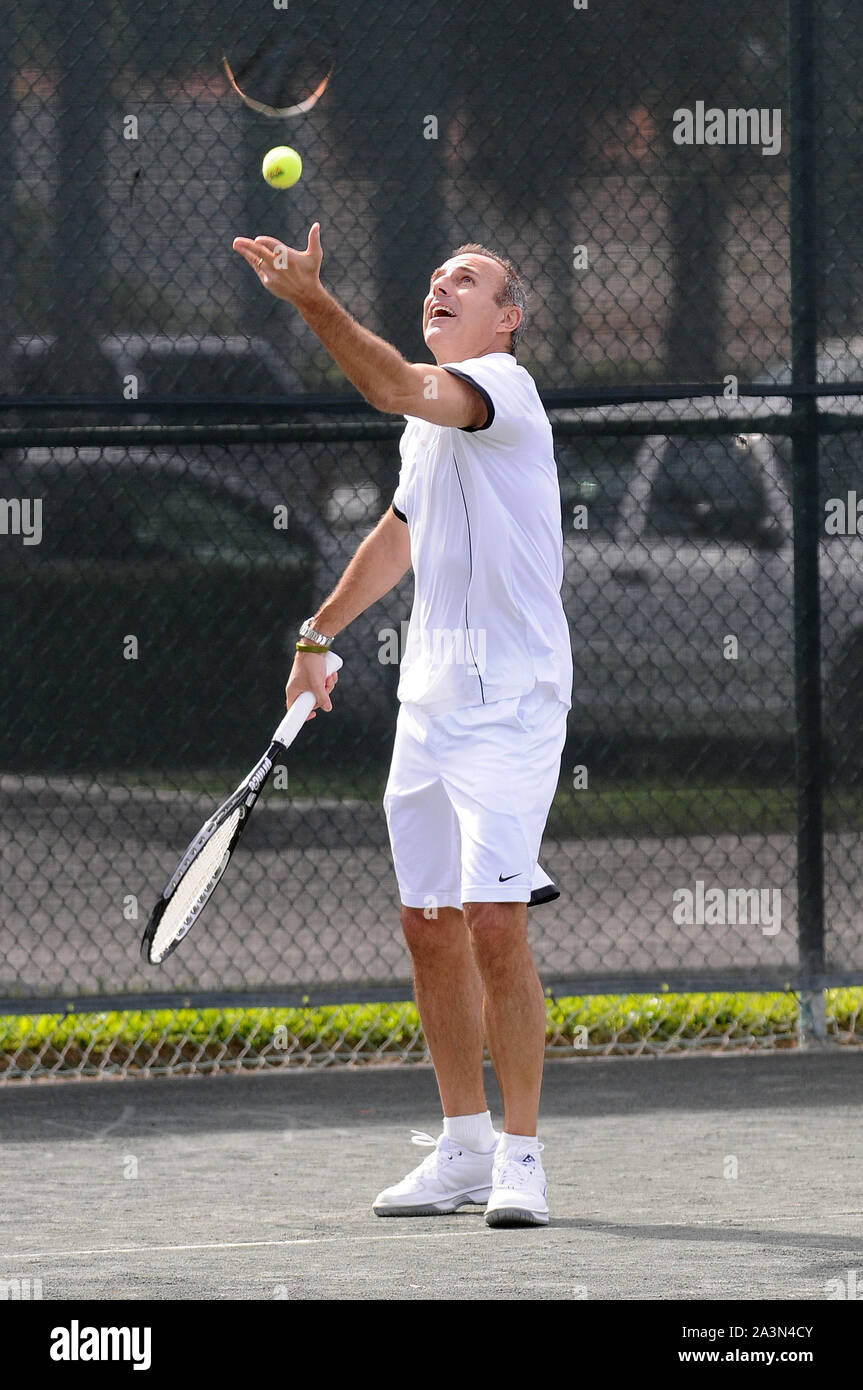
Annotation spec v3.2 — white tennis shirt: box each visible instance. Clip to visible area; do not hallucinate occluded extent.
[391,352,572,714]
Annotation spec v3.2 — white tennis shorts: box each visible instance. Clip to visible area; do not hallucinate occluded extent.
[383,681,567,909]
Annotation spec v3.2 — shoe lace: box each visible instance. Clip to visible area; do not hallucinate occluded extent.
[408,1129,455,1178]
[494,1142,545,1189]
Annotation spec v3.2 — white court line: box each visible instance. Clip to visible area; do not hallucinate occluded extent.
[4,1229,493,1261]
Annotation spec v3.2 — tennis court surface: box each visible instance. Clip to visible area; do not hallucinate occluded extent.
[1,1050,861,1303]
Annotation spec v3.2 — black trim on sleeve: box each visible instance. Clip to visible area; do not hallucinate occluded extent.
[528,883,561,908]
[391,502,408,523]
[442,365,495,432]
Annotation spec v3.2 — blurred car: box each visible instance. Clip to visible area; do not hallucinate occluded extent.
[0,447,316,770]
[10,332,303,406]
[6,332,407,749]
[549,388,863,769]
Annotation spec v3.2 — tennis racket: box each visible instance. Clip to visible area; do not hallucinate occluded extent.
[141,650,342,965]
[221,49,332,118]
[219,15,334,121]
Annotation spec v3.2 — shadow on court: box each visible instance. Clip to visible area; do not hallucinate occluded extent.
[0,1051,861,1301]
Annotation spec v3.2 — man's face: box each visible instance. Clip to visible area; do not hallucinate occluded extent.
[422,254,518,363]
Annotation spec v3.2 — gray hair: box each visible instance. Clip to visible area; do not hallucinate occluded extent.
[449,243,527,356]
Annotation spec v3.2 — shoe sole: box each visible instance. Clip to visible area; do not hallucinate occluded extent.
[373,1190,491,1217]
[485,1206,549,1228]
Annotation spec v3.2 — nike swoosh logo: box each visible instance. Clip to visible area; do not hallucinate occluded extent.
[498,872,521,882]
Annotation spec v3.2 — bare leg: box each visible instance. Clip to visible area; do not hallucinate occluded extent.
[401,905,486,1118]
[463,901,545,1137]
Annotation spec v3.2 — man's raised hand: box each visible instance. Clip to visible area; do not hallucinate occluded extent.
[232,223,324,306]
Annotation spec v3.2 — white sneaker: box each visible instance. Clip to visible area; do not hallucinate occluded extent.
[485,1141,549,1227]
[373,1130,497,1217]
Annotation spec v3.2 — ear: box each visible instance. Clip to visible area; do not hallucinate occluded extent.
[498,303,522,337]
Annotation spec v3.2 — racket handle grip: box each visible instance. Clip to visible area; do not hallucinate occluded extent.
[272,650,343,750]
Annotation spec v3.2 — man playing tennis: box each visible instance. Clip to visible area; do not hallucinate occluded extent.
[233,224,572,1226]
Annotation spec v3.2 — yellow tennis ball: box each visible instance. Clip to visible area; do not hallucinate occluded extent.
[262,146,302,188]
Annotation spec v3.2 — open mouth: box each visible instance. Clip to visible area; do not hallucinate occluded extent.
[428,304,457,323]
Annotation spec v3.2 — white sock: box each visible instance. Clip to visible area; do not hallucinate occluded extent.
[499,1130,539,1153]
[443,1110,498,1152]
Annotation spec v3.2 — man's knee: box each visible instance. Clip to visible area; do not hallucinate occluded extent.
[400,903,465,956]
[463,900,527,934]
[463,901,529,966]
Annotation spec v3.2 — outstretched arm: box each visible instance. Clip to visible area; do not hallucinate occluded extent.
[285,504,411,718]
[232,224,485,428]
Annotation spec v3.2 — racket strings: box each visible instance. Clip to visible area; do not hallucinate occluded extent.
[149,806,244,962]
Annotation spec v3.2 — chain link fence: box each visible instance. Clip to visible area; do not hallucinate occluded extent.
[2,0,863,1077]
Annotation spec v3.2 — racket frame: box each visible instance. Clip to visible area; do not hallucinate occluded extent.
[141,652,341,965]
[220,53,332,118]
